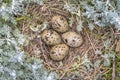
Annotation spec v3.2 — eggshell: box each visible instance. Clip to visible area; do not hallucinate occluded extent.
[41,29,61,45]
[62,31,83,47]
[50,44,69,61]
[51,15,69,33]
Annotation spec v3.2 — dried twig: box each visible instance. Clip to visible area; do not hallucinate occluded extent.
[112,57,115,80]
[86,31,96,53]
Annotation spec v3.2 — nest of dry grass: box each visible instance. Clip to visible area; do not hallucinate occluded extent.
[18,1,117,79]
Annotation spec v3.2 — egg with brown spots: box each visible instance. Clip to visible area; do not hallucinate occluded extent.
[50,44,69,61]
[51,15,69,33]
[41,29,61,45]
[62,31,83,47]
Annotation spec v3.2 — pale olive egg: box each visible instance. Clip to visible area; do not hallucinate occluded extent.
[41,29,61,45]
[51,15,69,33]
[50,44,69,61]
[62,31,83,47]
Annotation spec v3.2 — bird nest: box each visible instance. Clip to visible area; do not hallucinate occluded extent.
[18,1,116,79]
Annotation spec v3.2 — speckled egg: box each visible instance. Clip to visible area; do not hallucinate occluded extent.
[50,44,69,61]
[41,29,61,45]
[62,31,83,47]
[51,15,69,33]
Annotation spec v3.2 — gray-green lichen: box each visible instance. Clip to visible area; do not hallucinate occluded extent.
[0,0,58,80]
